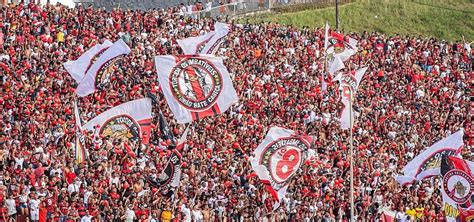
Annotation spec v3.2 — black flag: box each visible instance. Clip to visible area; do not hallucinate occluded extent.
[159,110,177,149]
[146,149,182,188]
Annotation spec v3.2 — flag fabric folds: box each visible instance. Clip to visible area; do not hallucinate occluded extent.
[335,67,367,129]
[75,39,131,97]
[155,55,238,124]
[64,40,113,83]
[159,110,177,149]
[394,129,464,185]
[250,127,313,201]
[177,22,230,55]
[148,149,182,188]
[440,156,474,222]
[74,101,86,163]
[82,98,153,144]
[324,23,358,76]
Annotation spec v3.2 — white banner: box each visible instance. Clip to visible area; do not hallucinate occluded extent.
[155,55,238,124]
[76,39,131,97]
[82,98,152,144]
[64,40,113,83]
[177,22,230,55]
[250,127,313,201]
[395,129,464,185]
[335,67,367,129]
[440,156,474,222]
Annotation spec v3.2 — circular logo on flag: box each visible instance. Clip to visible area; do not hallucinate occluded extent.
[95,56,125,89]
[99,115,141,141]
[443,169,474,204]
[169,57,223,111]
[259,137,309,184]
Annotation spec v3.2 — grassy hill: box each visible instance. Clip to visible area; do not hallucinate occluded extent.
[245,0,473,42]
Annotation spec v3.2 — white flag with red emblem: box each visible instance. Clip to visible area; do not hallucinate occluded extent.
[75,39,131,97]
[250,127,313,201]
[155,55,238,124]
[64,40,113,83]
[395,129,464,186]
[440,155,474,222]
[82,98,153,144]
[335,67,367,129]
[177,22,230,55]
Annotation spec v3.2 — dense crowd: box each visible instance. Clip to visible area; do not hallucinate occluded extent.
[0,2,472,222]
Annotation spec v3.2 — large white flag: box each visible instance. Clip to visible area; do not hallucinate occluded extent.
[177,22,230,55]
[395,129,464,185]
[64,40,113,83]
[335,67,367,129]
[440,156,474,222]
[250,127,313,201]
[75,39,131,97]
[82,98,152,144]
[155,55,238,124]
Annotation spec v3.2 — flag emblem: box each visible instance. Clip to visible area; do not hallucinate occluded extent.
[95,54,126,89]
[418,149,457,174]
[99,114,141,141]
[260,137,309,185]
[443,169,473,204]
[169,57,223,111]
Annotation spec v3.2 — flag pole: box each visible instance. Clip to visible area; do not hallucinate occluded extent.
[348,62,355,222]
[349,88,355,222]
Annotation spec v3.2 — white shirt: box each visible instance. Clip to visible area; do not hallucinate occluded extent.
[81,215,93,222]
[6,198,16,215]
[125,208,136,222]
[181,204,191,222]
[192,210,203,221]
[29,199,40,212]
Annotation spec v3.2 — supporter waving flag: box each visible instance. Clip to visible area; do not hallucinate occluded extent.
[250,127,313,201]
[395,129,464,185]
[63,40,113,83]
[334,67,367,129]
[440,156,474,222]
[75,39,131,97]
[82,98,153,144]
[155,55,238,124]
[177,22,230,55]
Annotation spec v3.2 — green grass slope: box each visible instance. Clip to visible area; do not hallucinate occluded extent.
[246,0,474,41]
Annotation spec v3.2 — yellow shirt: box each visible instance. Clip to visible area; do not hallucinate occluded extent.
[406,208,416,219]
[415,207,425,219]
[57,32,64,42]
[161,210,172,222]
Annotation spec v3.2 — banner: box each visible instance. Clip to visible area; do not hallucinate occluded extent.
[177,22,230,55]
[250,127,313,201]
[147,149,182,188]
[335,67,367,129]
[155,55,238,124]
[64,40,113,83]
[74,101,86,163]
[395,129,464,185]
[82,98,152,144]
[76,39,131,97]
[440,156,474,221]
